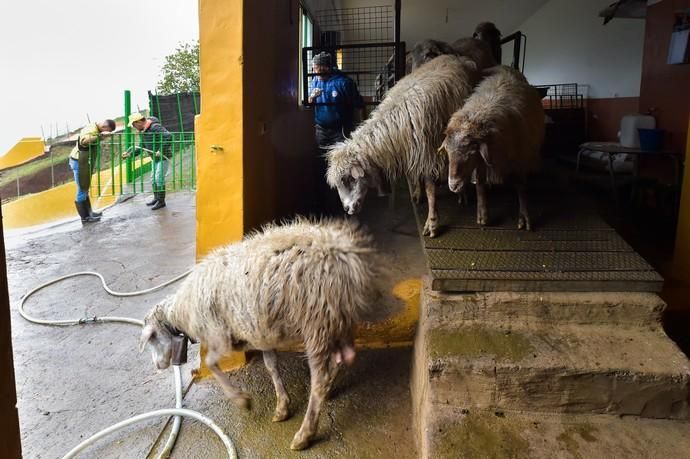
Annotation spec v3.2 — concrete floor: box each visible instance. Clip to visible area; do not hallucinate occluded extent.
[6,189,424,458]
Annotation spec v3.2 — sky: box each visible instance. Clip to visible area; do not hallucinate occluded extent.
[0,0,199,155]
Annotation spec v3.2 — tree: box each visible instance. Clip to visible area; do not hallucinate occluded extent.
[156,41,200,95]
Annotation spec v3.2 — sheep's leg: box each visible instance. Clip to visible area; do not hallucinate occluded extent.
[457,186,469,207]
[206,350,251,409]
[422,177,439,238]
[410,175,422,204]
[263,350,291,422]
[476,182,489,226]
[516,183,531,231]
[290,354,330,450]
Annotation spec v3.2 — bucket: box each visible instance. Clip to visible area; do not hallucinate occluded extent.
[638,128,664,151]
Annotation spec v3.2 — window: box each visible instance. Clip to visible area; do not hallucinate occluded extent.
[299,6,313,106]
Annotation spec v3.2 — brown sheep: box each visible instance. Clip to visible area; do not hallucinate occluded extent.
[440,65,545,230]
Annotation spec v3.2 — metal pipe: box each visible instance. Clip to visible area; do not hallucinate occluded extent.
[176,92,185,133]
[124,90,133,184]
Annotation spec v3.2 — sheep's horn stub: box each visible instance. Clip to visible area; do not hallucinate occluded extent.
[479,142,492,166]
[139,325,154,353]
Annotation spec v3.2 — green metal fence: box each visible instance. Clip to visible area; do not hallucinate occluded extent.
[85,131,196,198]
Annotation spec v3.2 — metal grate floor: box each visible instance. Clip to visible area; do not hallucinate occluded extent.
[412,188,663,292]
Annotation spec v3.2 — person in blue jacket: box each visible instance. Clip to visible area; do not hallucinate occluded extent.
[308,52,364,213]
[309,52,364,148]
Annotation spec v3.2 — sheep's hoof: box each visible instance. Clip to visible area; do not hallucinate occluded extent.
[231,393,252,410]
[477,216,488,226]
[423,220,438,238]
[272,405,290,422]
[518,216,531,231]
[290,432,311,450]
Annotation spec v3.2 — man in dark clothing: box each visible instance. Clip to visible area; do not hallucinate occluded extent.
[308,52,364,214]
[122,113,172,210]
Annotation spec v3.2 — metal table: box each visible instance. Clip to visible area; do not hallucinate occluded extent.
[575,142,681,208]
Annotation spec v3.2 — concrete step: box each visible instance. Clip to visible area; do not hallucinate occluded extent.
[422,321,690,419]
[425,286,666,328]
[418,404,690,459]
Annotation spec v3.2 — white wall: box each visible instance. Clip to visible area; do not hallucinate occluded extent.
[340,0,548,45]
[517,0,646,98]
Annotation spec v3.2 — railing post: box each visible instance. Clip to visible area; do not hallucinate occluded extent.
[124,90,133,184]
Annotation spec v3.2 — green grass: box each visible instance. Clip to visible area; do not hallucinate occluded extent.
[0,145,72,188]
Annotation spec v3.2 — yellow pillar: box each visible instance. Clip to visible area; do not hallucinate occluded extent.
[194,0,246,375]
[664,115,690,314]
[672,115,690,281]
[195,0,244,259]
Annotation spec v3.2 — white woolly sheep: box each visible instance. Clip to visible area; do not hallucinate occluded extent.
[139,218,395,450]
[326,54,480,238]
[440,65,545,230]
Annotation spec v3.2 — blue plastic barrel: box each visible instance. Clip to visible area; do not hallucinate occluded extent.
[638,128,664,151]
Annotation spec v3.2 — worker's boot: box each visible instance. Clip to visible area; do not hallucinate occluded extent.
[85,197,102,217]
[75,201,100,223]
[146,193,159,206]
[151,191,166,210]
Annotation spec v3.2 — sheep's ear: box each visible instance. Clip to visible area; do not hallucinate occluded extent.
[139,325,155,353]
[437,139,448,156]
[351,165,365,179]
[479,142,491,166]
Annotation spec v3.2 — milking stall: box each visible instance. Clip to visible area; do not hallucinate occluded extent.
[3,0,690,457]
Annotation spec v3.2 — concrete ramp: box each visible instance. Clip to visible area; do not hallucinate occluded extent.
[0,137,46,170]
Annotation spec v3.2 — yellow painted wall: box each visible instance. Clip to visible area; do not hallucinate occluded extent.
[1,170,117,230]
[672,115,690,282]
[0,138,46,171]
[663,115,690,313]
[195,0,245,259]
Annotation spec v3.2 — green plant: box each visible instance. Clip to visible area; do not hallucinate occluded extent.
[156,41,200,95]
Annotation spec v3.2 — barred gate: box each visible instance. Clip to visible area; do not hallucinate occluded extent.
[85,131,196,198]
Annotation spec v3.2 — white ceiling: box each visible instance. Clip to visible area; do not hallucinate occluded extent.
[336,0,550,45]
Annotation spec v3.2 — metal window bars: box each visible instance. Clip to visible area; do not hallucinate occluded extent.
[302,43,404,105]
[303,3,403,105]
[535,83,585,109]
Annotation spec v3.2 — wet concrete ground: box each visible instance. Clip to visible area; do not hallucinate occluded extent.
[7,189,423,458]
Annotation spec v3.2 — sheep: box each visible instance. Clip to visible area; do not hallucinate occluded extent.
[409,39,457,71]
[326,54,480,238]
[472,22,503,64]
[440,65,545,230]
[139,218,396,451]
[410,37,496,73]
[451,37,498,70]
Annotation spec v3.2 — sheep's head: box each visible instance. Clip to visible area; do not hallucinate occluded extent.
[326,147,372,215]
[139,304,173,370]
[441,130,490,193]
[411,39,455,70]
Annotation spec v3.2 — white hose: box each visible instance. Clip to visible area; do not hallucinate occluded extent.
[18,270,190,326]
[61,407,236,459]
[157,365,184,458]
[19,271,237,459]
